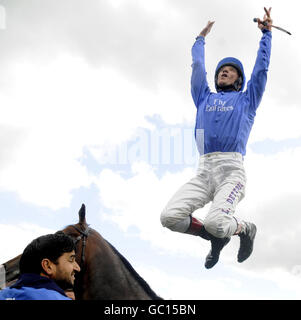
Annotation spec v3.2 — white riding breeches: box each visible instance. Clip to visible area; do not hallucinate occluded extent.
[160,152,246,238]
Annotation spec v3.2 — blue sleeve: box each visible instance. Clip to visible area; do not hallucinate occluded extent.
[245,30,272,114]
[0,287,71,300]
[191,36,210,108]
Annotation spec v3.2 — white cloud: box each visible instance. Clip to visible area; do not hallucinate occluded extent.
[248,97,301,143]
[0,52,194,209]
[0,223,55,263]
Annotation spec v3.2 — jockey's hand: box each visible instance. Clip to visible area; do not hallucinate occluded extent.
[199,21,215,37]
[256,7,273,31]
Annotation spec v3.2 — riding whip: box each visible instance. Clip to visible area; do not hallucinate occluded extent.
[253,18,291,35]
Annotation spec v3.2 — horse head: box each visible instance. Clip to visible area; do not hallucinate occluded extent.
[62,204,163,300]
[61,204,92,299]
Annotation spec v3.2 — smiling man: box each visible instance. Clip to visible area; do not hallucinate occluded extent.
[0,232,80,300]
[161,8,272,269]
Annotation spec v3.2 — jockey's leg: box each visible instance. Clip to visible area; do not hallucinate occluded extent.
[160,172,231,268]
[160,174,211,238]
[203,157,256,265]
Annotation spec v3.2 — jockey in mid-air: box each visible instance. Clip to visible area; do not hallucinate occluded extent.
[161,7,272,268]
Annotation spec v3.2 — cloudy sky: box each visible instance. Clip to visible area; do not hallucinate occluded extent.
[0,0,301,299]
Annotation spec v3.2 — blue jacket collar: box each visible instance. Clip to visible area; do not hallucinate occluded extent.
[11,273,67,297]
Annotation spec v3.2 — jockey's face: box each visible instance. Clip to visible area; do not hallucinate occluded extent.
[217,65,239,88]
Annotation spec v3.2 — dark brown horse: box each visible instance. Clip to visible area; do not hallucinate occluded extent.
[62,204,162,300]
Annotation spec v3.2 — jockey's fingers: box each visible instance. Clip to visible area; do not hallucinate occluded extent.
[264,7,272,18]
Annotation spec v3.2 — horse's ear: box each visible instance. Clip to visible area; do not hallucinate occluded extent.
[79,203,86,224]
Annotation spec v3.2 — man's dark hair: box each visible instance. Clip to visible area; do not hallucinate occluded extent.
[19,231,76,274]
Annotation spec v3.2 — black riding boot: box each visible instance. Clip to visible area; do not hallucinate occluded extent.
[205,236,231,269]
[237,222,257,263]
[185,217,230,268]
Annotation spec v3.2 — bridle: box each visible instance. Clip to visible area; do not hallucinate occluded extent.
[71,225,90,270]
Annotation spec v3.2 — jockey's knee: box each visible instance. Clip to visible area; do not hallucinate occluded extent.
[160,209,177,230]
[160,208,190,233]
